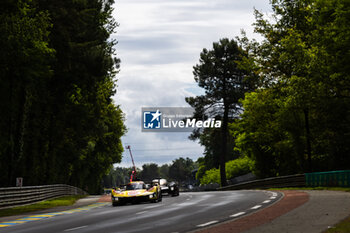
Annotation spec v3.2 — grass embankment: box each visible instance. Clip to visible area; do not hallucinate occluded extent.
[0,195,86,218]
[326,217,350,233]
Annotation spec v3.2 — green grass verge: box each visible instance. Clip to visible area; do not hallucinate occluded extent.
[0,195,86,218]
[326,216,350,233]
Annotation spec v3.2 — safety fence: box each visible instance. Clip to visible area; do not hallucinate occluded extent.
[0,184,88,209]
[218,170,350,191]
[218,174,306,191]
[306,170,350,187]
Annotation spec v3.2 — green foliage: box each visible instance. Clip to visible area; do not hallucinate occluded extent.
[195,165,207,181]
[200,157,254,185]
[326,216,350,233]
[103,158,196,187]
[196,127,238,170]
[186,38,254,186]
[233,0,350,177]
[103,167,134,188]
[200,168,220,185]
[139,163,160,181]
[169,157,196,183]
[0,0,54,187]
[0,0,125,194]
[159,164,170,180]
[226,156,255,179]
[232,89,307,177]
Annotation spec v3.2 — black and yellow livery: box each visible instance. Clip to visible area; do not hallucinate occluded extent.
[111,181,162,206]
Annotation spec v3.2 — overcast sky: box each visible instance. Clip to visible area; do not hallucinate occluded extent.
[111,0,272,168]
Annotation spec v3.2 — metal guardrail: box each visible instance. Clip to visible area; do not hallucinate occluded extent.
[180,183,220,192]
[0,184,88,209]
[182,170,348,192]
[218,174,306,191]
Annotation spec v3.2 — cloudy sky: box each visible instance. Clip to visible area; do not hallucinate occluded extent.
[111,0,271,168]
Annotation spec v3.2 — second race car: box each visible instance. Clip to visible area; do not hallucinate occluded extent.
[152,178,179,196]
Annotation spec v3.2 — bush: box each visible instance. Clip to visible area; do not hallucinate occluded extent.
[196,165,207,180]
[200,157,254,185]
[200,168,220,184]
[225,156,254,180]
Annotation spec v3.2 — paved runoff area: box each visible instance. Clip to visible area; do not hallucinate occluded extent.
[194,190,350,233]
[245,190,350,233]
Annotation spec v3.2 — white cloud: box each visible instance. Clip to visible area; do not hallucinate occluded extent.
[112,0,271,167]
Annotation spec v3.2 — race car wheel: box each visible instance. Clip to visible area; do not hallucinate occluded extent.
[112,202,118,207]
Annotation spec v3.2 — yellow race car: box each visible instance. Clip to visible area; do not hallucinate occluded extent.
[111,181,162,206]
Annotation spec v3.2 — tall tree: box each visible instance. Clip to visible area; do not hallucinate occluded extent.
[234,0,350,177]
[103,167,134,188]
[0,0,54,186]
[37,0,125,193]
[139,163,160,181]
[159,164,170,180]
[186,38,253,187]
[169,157,195,183]
[0,0,126,193]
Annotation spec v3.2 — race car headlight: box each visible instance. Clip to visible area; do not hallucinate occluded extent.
[149,194,153,198]
[112,197,119,201]
[170,187,174,191]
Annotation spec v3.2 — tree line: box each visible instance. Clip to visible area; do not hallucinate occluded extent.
[189,0,350,186]
[103,157,196,188]
[0,0,125,193]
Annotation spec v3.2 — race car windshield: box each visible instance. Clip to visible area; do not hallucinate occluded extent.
[126,183,143,190]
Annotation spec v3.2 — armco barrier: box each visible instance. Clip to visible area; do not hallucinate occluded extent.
[218,174,306,191]
[306,170,350,187]
[0,184,88,209]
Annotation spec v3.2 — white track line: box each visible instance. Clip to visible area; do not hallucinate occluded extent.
[230,212,246,218]
[64,226,88,232]
[197,220,219,227]
[144,205,162,209]
[251,205,262,209]
[136,211,147,215]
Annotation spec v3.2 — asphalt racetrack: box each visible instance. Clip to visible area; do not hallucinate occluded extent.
[0,191,281,233]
